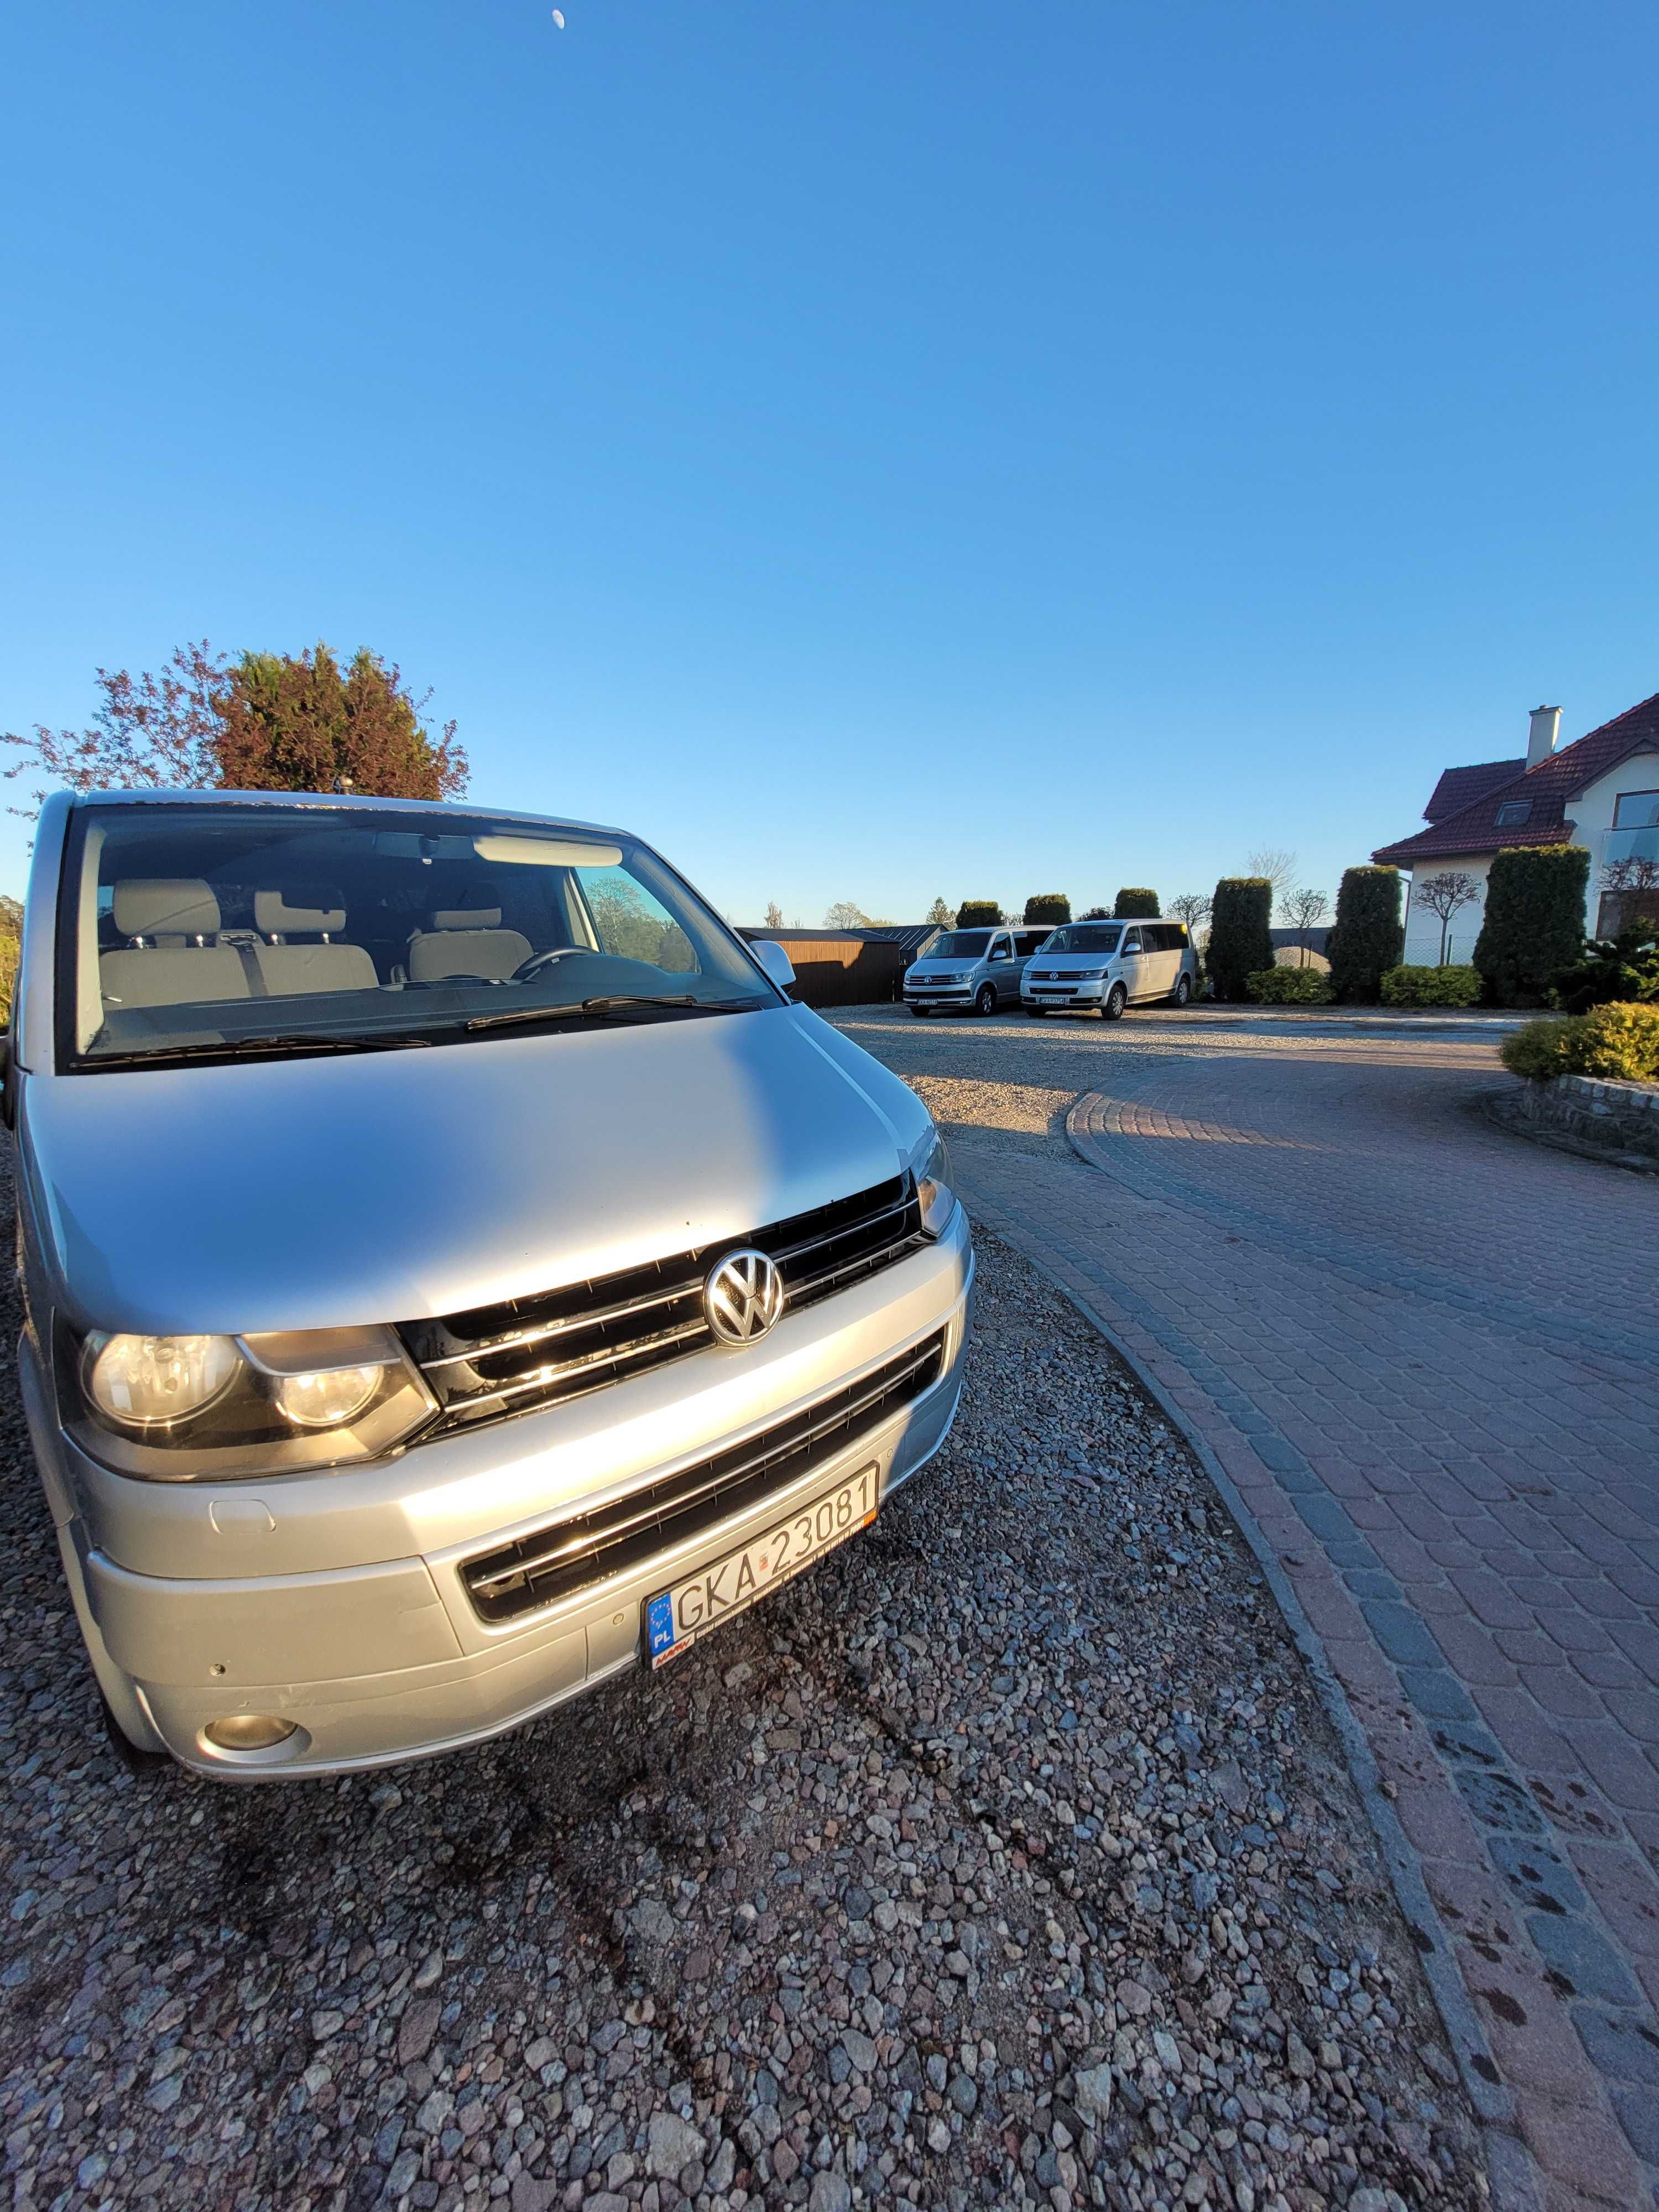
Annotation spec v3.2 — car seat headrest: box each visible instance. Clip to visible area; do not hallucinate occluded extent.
[254,889,348,937]
[429,879,503,930]
[111,879,222,941]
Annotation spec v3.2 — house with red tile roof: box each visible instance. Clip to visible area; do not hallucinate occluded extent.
[1373,692,1659,963]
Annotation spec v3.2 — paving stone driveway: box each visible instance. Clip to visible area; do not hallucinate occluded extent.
[833,1006,1659,2212]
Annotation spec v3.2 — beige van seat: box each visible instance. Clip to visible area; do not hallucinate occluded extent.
[99,880,250,1010]
[251,891,378,998]
[405,886,532,983]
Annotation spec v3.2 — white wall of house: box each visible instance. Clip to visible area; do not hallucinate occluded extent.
[1401,855,1491,964]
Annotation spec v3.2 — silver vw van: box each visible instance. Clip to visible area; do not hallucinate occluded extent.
[1021,919,1197,1018]
[903,926,1048,1016]
[5,790,972,1778]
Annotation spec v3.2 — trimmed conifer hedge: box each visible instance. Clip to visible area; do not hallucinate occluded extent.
[1113,888,1161,918]
[1473,846,1591,1005]
[1023,893,1071,925]
[956,900,1004,927]
[1327,867,1404,1003]
[1208,879,1274,1001]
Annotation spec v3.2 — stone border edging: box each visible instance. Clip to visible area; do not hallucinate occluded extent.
[1479,1087,1659,1177]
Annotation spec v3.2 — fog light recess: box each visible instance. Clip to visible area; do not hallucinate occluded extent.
[203,1714,298,1752]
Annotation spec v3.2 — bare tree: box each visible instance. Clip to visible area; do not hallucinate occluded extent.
[823,900,871,928]
[763,901,784,929]
[1246,848,1298,902]
[1168,891,1212,932]
[1414,870,1483,965]
[1278,886,1330,967]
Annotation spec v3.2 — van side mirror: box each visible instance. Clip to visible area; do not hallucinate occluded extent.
[752,939,796,994]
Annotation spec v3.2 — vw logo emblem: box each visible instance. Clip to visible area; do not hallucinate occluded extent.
[704,1248,785,1347]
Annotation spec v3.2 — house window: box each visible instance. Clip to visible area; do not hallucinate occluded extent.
[1494,801,1531,827]
[1611,790,1659,830]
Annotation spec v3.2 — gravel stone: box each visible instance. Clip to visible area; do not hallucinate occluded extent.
[0,1136,1485,2212]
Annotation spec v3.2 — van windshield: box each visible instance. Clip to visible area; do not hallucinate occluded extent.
[1040,925,1122,954]
[926,931,994,959]
[59,801,775,1070]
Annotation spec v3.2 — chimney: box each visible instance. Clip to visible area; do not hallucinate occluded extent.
[1527,705,1561,769]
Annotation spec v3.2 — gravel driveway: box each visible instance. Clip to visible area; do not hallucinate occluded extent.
[0,1153,1483,2212]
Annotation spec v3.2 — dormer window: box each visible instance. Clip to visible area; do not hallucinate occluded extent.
[1494,801,1532,827]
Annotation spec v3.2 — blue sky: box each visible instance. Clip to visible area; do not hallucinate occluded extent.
[2,1,1655,922]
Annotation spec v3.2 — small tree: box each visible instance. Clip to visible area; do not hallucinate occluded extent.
[1413,871,1482,966]
[823,900,871,928]
[217,643,467,799]
[925,895,955,927]
[5,637,469,812]
[1473,846,1591,1006]
[763,901,785,929]
[1113,887,1160,919]
[1208,879,1274,1001]
[1247,848,1298,902]
[1168,891,1212,933]
[1279,886,1331,967]
[2,640,228,814]
[956,900,1004,927]
[1327,866,1404,1003]
[1024,893,1071,926]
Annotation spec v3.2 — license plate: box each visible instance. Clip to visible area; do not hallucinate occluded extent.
[644,1463,880,1667]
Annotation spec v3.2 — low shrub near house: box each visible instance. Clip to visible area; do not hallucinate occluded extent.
[1501,1003,1659,1085]
[1380,964,1481,1007]
[1547,924,1659,1015]
[1246,966,1334,1004]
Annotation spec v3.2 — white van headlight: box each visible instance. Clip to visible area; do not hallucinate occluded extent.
[909,1126,958,1240]
[69,1323,436,1480]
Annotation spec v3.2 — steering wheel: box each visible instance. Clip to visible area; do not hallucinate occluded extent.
[509,947,592,985]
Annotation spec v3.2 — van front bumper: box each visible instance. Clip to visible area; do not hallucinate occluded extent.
[24,1212,973,1778]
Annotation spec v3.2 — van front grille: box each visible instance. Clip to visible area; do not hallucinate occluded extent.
[401,1175,926,1436]
[459,1329,947,1624]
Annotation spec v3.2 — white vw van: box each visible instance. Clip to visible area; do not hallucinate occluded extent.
[4,790,972,1777]
[1021,920,1197,1018]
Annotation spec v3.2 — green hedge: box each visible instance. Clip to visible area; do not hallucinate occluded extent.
[1502,1003,1659,1084]
[956,900,1004,927]
[1326,866,1403,1003]
[1113,887,1160,919]
[1473,846,1590,1005]
[1246,966,1334,1004]
[1208,880,1274,1001]
[1023,893,1071,925]
[1380,964,1481,1007]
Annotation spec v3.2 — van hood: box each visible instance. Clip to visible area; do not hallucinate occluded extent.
[24,1005,932,1336]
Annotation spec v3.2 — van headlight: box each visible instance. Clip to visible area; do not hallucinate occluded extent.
[66,1323,437,1481]
[908,1126,958,1240]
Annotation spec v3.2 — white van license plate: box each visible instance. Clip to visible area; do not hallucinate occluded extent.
[644,1464,880,1667]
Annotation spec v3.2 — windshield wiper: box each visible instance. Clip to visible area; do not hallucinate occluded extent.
[85,1030,439,1071]
[465,994,763,1034]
